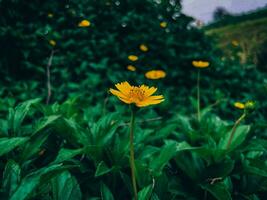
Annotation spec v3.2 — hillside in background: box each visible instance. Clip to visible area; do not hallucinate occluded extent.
[205,7,267,69]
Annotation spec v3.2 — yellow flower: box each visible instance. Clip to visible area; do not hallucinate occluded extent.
[232,40,239,47]
[78,19,91,27]
[192,60,210,68]
[234,102,245,109]
[48,13,53,18]
[234,101,255,110]
[49,40,56,46]
[145,70,166,79]
[139,44,148,52]
[127,65,136,71]
[128,55,138,62]
[160,22,167,28]
[110,81,164,107]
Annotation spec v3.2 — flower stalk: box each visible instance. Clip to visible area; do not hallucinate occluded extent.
[129,106,138,200]
[197,69,201,121]
[46,50,55,105]
[226,113,246,149]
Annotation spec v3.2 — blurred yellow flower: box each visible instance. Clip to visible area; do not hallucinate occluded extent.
[139,44,148,52]
[128,55,138,62]
[127,65,136,71]
[234,102,245,109]
[160,22,167,28]
[110,81,164,107]
[232,40,239,47]
[48,13,53,18]
[145,70,166,79]
[49,40,56,46]
[78,19,91,27]
[192,60,210,68]
[234,101,255,110]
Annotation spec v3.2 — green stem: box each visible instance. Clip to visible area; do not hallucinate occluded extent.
[226,113,246,149]
[129,107,138,200]
[197,70,201,121]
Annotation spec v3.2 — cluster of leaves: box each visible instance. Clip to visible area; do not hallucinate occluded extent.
[0,98,267,200]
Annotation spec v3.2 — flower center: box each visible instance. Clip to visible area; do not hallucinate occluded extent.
[129,87,145,101]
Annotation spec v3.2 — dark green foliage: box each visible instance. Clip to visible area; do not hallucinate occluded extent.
[0,98,266,199]
[0,0,267,199]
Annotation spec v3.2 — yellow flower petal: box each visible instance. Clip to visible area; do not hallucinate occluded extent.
[146,95,164,100]
[110,82,164,107]
[143,86,157,97]
[78,19,91,27]
[234,102,245,109]
[128,55,138,62]
[137,99,164,107]
[115,81,132,96]
[49,40,56,46]
[109,89,128,99]
[145,70,166,79]
[139,44,148,52]
[127,65,136,71]
[160,22,167,28]
[192,60,210,68]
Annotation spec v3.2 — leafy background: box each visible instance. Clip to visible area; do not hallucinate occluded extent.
[0,0,267,199]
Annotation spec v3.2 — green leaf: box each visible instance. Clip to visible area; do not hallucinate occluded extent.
[10,98,41,134]
[219,125,250,151]
[100,183,114,200]
[10,164,72,200]
[32,115,60,135]
[120,172,132,194]
[90,113,119,147]
[20,131,51,162]
[243,158,267,177]
[0,119,8,136]
[149,123,178,141]
[95,161,114,177]
[203,159,234,179]
[52,148,84,164]
[201,182,232,200]
[51,171,82,200]
[55,118,89,145]
[0,137,29,156]
[2,160,21,197]
[137,184,153,200]
[150,141,177,175]
[175,151,205,181]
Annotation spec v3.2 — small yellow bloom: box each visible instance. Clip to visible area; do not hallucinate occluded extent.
[78,19,91,27]
[139,44,148,52]
[192,60,210,68]
[160,22,167,28]
[110,82,164,107]
[49,40,56,46]
[145,70,166,80]
[234,102,245,109]
[127,65,136,71]
[232,40,239,47]
[128,55,138,62]
[48,13,53,18]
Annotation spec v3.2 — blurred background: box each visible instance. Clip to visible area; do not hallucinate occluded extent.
[0,0,267,119]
